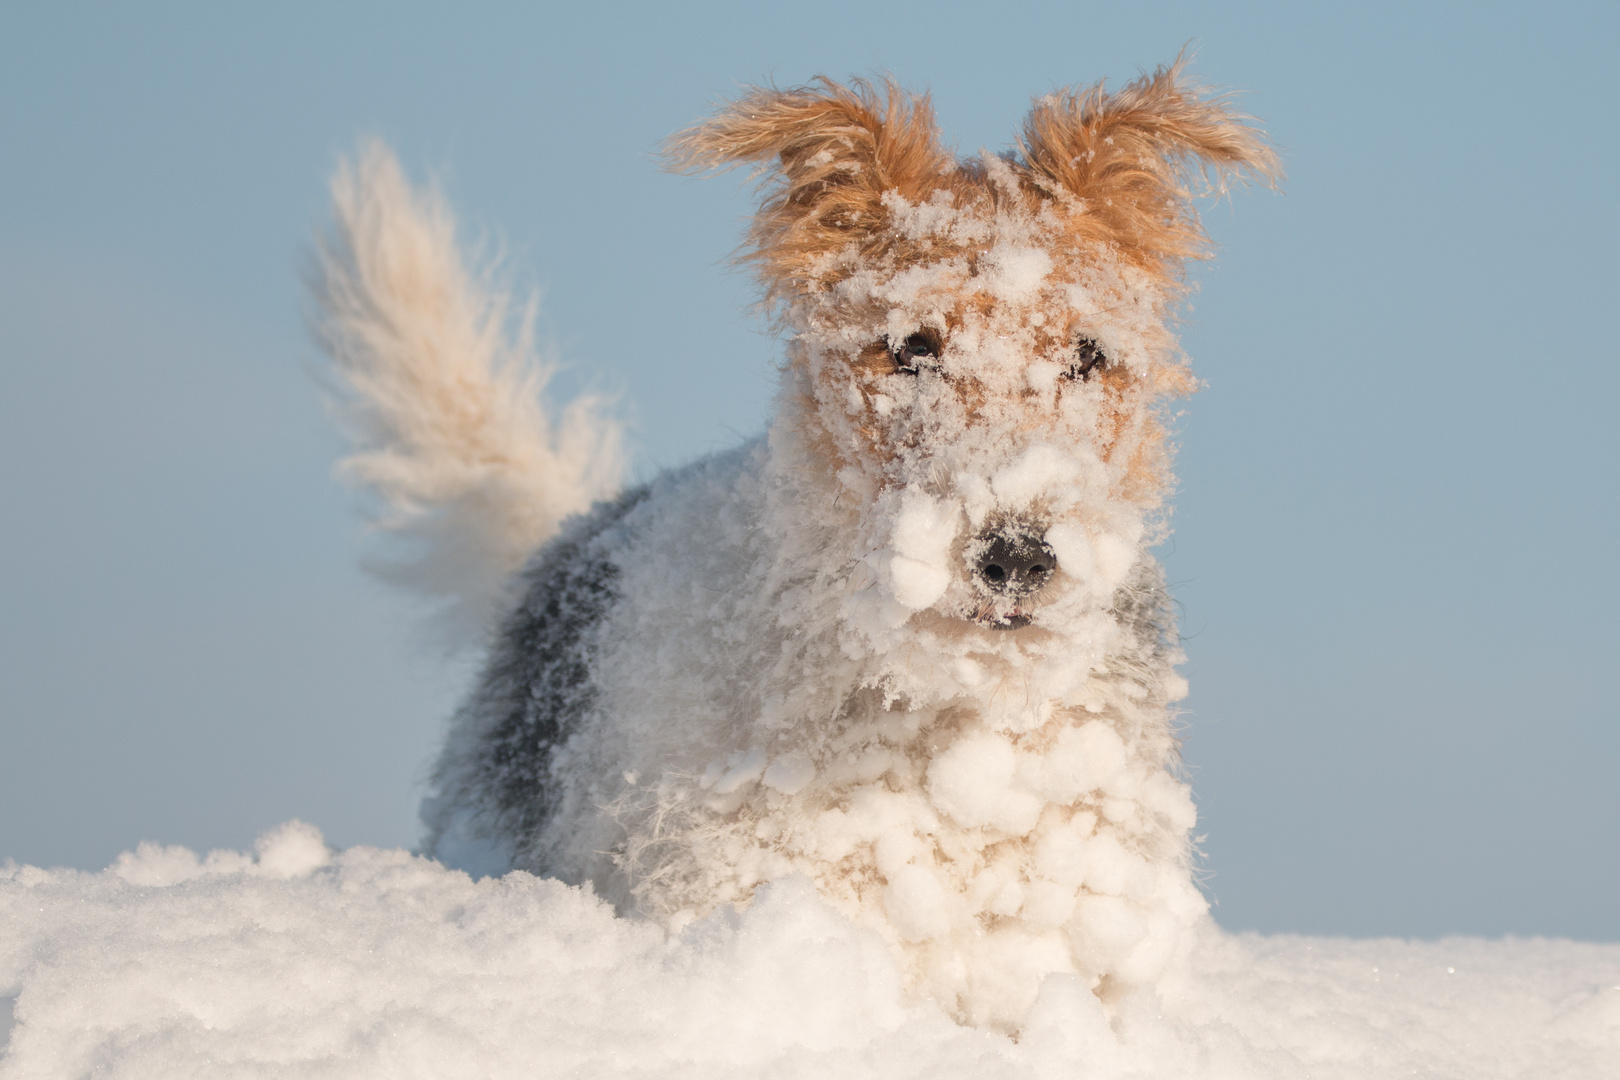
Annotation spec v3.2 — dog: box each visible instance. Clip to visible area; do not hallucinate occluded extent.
[313,58,1277,1030]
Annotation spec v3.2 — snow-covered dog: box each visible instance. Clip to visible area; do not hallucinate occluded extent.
[315,59,1277,1029]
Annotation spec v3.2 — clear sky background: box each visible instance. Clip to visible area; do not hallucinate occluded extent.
[2,0,1615,940]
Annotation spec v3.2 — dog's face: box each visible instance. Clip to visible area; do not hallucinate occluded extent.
[672,65,1277,676]
[791,171,1186,641]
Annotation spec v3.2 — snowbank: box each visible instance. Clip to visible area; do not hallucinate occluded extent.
[2,823,1615,1078]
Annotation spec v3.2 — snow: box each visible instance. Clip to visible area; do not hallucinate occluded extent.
[2,824,1615,1078]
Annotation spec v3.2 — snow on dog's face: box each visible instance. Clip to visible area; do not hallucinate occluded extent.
[671,66,1277,712]
[796,178,1180,642]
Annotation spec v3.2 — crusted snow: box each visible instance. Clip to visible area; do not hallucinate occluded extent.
[1,823,1614,1078]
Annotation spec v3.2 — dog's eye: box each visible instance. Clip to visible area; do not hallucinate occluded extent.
[1065,338,1107,381]
[890,333,940,374]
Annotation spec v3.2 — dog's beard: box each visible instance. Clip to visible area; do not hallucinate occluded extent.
[969,600,1034,629]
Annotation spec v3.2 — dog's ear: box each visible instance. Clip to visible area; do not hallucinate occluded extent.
[667,78,952,303]
[1017,56,1281,275]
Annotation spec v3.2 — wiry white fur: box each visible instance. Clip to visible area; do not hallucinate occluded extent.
[407,162,1209,1031]
[312,142,624,641]
[317,111,1259,1031]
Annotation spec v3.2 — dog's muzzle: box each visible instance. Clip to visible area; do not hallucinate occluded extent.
[973,527,1056,628]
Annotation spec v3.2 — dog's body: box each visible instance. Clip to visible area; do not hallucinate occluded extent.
[316,61,1276,1029]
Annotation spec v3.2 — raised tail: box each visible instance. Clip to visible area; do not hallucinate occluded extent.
[312,141,624,645]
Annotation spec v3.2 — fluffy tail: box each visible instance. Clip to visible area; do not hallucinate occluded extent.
[312,141,624,645]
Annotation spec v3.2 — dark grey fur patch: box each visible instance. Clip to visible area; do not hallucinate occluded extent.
[459,486,648,847]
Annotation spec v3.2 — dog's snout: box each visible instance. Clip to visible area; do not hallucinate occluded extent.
[974,530,1057,596]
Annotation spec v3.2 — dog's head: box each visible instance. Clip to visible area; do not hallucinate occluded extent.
[672,61,1277,658]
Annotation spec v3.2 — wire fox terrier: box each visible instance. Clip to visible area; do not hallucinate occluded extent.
[314,57,1277,1029]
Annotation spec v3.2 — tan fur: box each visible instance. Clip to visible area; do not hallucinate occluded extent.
[669,58,1279,305]
[1017,53,1283,278]
[666,77,961,309]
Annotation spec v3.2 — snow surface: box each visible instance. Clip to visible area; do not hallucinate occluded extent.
[2,823,1615,1078]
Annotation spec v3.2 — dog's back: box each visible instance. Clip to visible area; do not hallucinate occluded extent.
[422,484,649,878]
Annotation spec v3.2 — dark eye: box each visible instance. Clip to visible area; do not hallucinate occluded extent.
[1066,338,1106,381]
[890,333,940,374]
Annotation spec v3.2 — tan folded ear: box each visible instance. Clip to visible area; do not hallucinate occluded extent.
[666,77,954,305]
[1017,55,1282,277]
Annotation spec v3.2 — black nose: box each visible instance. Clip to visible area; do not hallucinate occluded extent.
[974,529,1057,596]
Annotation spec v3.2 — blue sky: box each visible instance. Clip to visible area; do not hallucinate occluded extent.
[2,0,1616,938]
